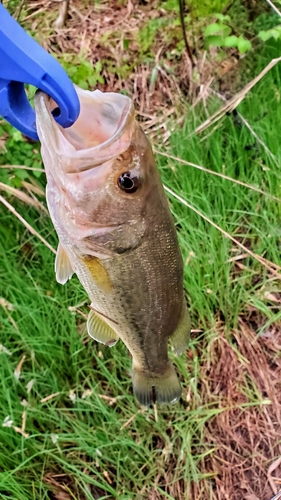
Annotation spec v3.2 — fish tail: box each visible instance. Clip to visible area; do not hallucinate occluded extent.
[132,363,181,407]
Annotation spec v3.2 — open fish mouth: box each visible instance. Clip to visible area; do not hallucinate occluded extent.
[35,87,135,172]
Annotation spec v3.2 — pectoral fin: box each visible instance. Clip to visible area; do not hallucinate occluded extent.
[170,301,191,356]
[87,309,119,347]
[55,243,74,284]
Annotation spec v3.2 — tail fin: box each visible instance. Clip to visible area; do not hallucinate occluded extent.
[132,364,181,407]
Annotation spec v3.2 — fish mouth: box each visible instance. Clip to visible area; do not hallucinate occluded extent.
[35,86,135,173]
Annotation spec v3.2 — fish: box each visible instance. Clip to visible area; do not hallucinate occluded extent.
[34,86,190,406]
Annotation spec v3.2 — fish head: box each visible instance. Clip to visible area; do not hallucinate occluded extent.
[35,87,163,252]
[35,86,135,194]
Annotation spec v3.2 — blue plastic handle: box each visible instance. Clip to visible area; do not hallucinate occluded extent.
[0,4,80,140]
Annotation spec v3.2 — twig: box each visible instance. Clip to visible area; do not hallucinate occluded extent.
[155,150,281,203]
[270,492,281,500]
[14,355,26,381]
[54,0,70,28]
[178,0,195,68]
[14,0,26,21]
[265,0,281,17]
[120,410,142,430]
[268,457,281,495]
[40,392,61,403]
[195,57,281,135]
[210,88,279,166]
[153,403,158,422]
[0,165,43,173]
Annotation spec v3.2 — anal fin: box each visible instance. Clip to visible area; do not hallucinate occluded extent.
[170,300,191,356]
[55,242,74,285]
[87,309,119,347]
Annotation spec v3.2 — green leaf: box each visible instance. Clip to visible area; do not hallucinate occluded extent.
[213,13,231,22]
[95,61,102,73]
[79,81,88,90]
[258,30,271,42]
[204,23,231,37]
[33,169,43,179]
[258,27,281,41]
[271,28,281,40]
[223,35,239,47]
[123,39,130,50]
[0,169,9,184]
[88,76,97,87]
[150,66,159,88]
[215,50,227,62]
[15,169,29,180]
[12,177,23,188]
[237,37,252,54]
[205,35,224,47]
[12,130,23,143]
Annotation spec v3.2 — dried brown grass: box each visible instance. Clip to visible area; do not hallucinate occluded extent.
[190,317,281,500]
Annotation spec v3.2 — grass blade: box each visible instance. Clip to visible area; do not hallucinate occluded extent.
[0,181,47,213]
[0,193,56,254]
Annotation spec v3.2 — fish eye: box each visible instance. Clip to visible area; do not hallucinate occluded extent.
[117,171,139,193]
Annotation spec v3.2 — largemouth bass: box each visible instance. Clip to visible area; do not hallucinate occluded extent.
[35,86,190,406]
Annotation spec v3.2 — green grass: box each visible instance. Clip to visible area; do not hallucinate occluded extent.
[0,42,281,499]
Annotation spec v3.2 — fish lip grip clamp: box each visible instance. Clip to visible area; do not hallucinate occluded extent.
[0,4,80,140]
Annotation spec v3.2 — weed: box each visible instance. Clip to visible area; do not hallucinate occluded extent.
[0,124,43,188]
[58,56,104,89]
